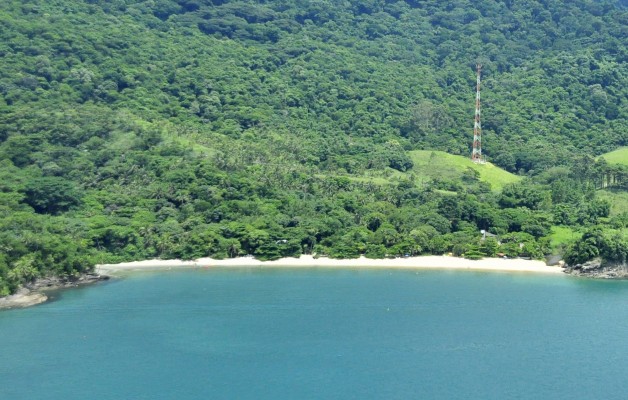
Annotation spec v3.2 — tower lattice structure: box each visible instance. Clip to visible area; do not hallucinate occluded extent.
[471,64,483,163]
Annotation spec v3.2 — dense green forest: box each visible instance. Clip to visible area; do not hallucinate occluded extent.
[1,0,627,294]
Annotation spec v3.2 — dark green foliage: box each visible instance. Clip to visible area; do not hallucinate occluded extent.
[499,183,549,210]
[464,246,484,260]
[21,177,82,214]
[480,237,499,258]
[567,227,628,266]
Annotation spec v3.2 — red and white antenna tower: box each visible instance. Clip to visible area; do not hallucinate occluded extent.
[471,64,484,163]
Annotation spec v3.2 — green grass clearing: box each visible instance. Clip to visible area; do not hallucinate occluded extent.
[597,189,628,216]
[548,226,581,250]
[314,150,520,192]
[599,147,628,166]
[408,150,521,191]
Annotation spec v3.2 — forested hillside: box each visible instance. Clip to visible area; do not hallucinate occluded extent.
[1,0,627,294]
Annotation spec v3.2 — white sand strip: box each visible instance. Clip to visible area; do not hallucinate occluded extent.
[97,255,564,275]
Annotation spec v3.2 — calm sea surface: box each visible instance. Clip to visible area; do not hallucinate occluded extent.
[2,268,628,399]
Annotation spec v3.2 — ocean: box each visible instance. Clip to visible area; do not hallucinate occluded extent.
[1,268,628,399]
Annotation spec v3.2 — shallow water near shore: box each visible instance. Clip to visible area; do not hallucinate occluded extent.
[1,268,628,399]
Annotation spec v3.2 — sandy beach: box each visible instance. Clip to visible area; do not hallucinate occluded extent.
[97,255,565,275]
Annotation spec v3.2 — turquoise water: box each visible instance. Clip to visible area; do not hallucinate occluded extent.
[2,268,628,399]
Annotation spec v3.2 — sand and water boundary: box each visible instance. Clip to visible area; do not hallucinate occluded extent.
[97,255,564,275]
[1,255,564,310]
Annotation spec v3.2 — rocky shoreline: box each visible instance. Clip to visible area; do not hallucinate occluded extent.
[563,258,628,279]
[0,273,110,310]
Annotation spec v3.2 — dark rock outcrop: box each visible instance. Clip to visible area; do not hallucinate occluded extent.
[564,258,628,279]
[0,273,110,310]
[24,273,109,291]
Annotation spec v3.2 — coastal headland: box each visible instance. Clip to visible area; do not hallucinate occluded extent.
[0,274,108,310]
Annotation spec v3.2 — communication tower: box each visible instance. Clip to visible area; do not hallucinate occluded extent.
[471,64,485,164]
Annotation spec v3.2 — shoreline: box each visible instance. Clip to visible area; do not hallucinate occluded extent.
[97,255,565,275]
[0,289,48,310]
[0,274,109,311]
[2,256,563,311]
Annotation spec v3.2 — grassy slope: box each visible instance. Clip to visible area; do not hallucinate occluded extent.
[599,147,628,166]
[317,150,520,191]
[596,148,628,216]
[408,150,521,191]
[548,226,582,251]
[597,189,628,216]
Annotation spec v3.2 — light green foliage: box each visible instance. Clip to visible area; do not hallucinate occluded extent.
[599,148,628,167]
[596,190,628,216]
[549,226,582,251]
